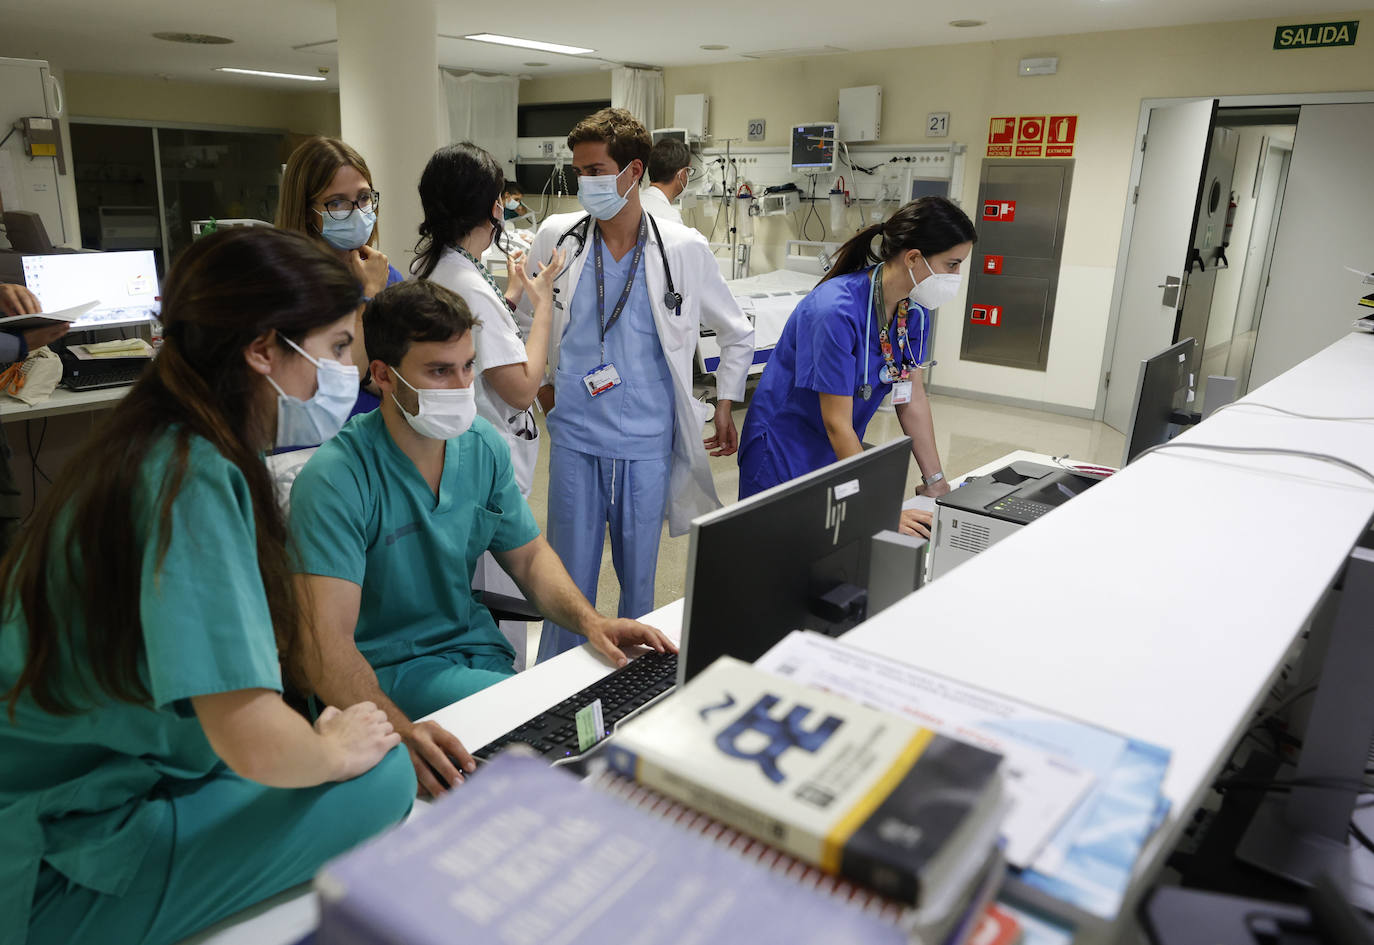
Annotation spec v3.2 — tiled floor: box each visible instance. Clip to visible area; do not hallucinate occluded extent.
[521,391,1124,642]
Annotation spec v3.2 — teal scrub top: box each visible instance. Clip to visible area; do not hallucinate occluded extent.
[288,410,539,673]
[0,431,283,944]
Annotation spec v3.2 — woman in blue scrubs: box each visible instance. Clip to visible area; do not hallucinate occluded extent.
[0,228,415,945]
[738,197,976,530]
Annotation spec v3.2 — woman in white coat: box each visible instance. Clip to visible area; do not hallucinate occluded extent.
[412,142,564,669]
[518,108,754,662]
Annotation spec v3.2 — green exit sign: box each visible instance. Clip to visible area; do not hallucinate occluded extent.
[1274,21,1359,49]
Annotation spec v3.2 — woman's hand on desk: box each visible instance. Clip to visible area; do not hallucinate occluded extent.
[315,701,401,782]
[899,508,932,539]
[582,616,677,669]
[402,719,476,799]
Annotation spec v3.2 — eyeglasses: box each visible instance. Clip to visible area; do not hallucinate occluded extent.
[319,190,381,221]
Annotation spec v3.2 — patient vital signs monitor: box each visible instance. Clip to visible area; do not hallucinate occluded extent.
[22,250,161,330]
[791,123,838,172]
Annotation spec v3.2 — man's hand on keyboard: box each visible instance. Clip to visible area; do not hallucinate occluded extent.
[403,719,476,799]
[582,617,678,669]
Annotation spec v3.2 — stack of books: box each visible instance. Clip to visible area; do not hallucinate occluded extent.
[315,657,1011,945]
[752,631,1173,937]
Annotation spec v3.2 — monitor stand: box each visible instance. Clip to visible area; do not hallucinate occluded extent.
[1237,530,1374,909]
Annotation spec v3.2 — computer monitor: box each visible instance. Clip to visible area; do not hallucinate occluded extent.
[21,250,161,330]
[910,178,950,201]
[1123,337,1197,466]
[678,436,911,686]
[791,122,837,173]
[651,127,689,146]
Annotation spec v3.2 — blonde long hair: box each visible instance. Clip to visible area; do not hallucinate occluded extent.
[277,136,380,248]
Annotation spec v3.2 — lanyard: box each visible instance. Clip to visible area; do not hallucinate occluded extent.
[592,216,647,362]
[456,246,523,341]
[872,263,913,381]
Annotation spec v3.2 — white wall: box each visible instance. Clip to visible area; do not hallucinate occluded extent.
[525,9,1374,413]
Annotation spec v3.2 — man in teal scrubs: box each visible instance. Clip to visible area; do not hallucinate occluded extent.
[290,281,674,798]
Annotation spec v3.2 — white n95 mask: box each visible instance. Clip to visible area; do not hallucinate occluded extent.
[391,369,476,440]
[908,256,962,310]
[268,337,358,449]
[577,165,633,221]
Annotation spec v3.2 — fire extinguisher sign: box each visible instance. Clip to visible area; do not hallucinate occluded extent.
[987,114,1078,158]
[982,201,1016,222]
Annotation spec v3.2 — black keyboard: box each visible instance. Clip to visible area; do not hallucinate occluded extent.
[61,363,148,390]
[474,651,678,764]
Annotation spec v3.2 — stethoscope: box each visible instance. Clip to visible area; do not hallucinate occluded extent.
[552,213,683,314]
[859,264,931,401]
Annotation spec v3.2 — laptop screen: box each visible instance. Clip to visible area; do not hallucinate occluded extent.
[21,251,161,330]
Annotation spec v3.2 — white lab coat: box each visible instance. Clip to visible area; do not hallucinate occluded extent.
[640,185,684,225]
[519,210,754,536]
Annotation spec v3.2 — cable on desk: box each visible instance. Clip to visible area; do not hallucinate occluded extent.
[1132,441,1374,489]
[1212,402,1374,423]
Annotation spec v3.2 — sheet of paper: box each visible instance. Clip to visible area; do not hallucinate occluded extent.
[754,631,1106,867]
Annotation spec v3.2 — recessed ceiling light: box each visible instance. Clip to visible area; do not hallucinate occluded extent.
[213,67,328,82]
[700,44,728,51]
[524,61,548,67]
[949,19,986,28]
[462,34,593,55]
[153,31,233,44]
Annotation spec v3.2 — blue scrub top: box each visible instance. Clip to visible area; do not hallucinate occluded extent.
[547,231,674,461]
[739,268,929,490]
[288,410,538,672]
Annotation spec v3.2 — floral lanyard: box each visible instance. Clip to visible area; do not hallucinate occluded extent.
[456,245,523,342]
[859,263,913,401]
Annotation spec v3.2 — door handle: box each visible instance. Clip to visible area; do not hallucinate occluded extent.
[1159,275,1182,309]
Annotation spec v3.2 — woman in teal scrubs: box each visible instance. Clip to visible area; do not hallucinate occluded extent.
[0,228,416,945]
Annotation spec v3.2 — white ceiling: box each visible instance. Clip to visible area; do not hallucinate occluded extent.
[0,0,1360,90]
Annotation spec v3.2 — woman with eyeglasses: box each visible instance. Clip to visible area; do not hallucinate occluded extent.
[412,142,564,498]
[277,136,405,424]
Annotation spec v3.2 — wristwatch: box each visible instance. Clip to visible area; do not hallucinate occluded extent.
[922,471,945,487]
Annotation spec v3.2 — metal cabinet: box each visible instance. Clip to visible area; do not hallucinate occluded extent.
[959,160,1073,371]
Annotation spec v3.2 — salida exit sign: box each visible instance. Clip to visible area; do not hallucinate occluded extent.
[1274,20,1359,49]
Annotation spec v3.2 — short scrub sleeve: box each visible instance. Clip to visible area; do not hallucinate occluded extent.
[288,446,371,587]
[794,284,863,397]
[140,444,282,706]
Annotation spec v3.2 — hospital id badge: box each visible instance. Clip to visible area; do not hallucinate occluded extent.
[891,380,913,405]
[583,363,621,397]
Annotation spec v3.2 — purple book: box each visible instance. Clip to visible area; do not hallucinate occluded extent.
[315,752,906,945]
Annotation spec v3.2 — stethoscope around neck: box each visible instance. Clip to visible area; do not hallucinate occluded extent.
[860,263,931,401]
[552,212,683,314]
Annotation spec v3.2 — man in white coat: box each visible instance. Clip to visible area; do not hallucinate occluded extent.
[640,137,691,225]
[520,108,754,662]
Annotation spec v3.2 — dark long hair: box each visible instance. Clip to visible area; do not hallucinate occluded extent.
[411,142,505,280]
[821,196,977,283]
[1,228,363,716]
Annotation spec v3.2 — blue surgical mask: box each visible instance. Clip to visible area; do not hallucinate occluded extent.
[267,337,358,449]
[317,207,377,251]
[577,165,634,221]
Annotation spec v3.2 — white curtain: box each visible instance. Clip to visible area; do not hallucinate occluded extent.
[441,70,519,178]
[611,67,664,131]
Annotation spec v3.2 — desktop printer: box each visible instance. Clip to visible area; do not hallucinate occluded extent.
[930,461,1102,579]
